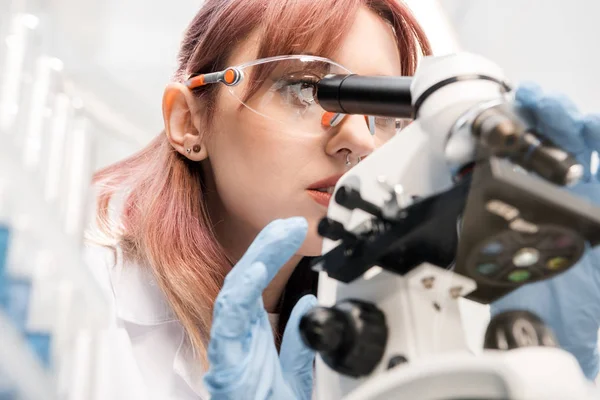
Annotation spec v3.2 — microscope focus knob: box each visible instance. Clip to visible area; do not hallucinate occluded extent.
[317,217,357,243]
[299,299,388,378]
[298,307,345,352]
[484,310,558,350]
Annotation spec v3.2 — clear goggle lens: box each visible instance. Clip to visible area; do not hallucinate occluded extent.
[222,55,411,141]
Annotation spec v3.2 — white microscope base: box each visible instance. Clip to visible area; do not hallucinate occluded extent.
[341,347,597,400]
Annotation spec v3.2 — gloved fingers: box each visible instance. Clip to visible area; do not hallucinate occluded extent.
[582,114,600,151]
[515,82,587,159]
[490,280,555,322]
[559,326,600,380]
[567,180,600,204]
[211,261,267,340]
[581,114,600,181]
[280,294,317,382]
[228,217,308,286]
[543,254,600,380]
[205,300,274,395]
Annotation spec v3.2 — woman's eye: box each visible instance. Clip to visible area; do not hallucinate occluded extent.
[280,81,317,107]
[396,118,413,130]
[375,117,413,131]
[375,117,396,129]
[273,72,320,109]
[297,82,317,103]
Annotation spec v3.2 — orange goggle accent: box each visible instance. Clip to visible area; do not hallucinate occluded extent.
[322,112,375,135]
[185,68,242,90]
[321,112,342,127]
[224,68,237,85]
[186,75,206,90]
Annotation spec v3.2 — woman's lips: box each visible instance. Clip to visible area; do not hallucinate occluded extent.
[307,173,342,207]
[307,189,332,207]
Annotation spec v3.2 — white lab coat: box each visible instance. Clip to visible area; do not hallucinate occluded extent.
[84,242,281,400]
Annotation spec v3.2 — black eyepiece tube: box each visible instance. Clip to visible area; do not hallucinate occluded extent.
[316,74,414,118]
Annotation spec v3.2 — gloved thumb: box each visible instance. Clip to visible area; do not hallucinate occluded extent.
[279,294,318,398]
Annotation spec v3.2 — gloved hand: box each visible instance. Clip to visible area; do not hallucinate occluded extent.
[203,217,317,400]
[491,82,600,381]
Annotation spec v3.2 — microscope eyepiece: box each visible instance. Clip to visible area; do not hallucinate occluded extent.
[316,74,413,118]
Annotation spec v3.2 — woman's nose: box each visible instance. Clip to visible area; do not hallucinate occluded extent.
[324,113,375,163]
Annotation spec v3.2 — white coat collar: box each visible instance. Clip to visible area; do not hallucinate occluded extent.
[110,245,177,325]
[94,241,282,398]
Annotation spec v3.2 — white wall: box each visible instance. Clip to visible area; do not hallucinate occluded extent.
[440,0,600,113]
[45,0,203,135]
[37,0,203,167]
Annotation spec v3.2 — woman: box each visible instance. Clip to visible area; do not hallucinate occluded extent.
[88,0,600,398]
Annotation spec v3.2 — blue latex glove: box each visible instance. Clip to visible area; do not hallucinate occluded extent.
[203,217,318,400]
[491,82,600,380]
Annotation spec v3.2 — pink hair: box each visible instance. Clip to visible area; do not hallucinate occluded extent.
[92,0,432,366]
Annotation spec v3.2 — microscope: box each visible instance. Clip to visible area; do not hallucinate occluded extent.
[299,53,600,399]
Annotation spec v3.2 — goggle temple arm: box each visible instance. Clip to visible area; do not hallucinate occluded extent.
[185,68,243,90]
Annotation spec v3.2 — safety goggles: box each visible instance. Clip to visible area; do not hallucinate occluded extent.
[185,54,412,141]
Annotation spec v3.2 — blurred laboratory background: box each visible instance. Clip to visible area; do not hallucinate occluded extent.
[0,0,598,399]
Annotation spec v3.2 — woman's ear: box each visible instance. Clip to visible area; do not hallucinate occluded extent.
[162,83,209,161]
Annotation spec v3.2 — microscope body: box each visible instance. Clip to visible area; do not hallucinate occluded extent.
[307,53,600,399]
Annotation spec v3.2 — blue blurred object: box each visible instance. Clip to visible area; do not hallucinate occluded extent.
[0,225,51,369]
[0,387,16,400]
[1,278,52,370]
[0,225,9,280]
[1,279,31,332]
[491,82,600,381]
[25,332,52,369]
[0,370,15,400]
[203,217,317,400]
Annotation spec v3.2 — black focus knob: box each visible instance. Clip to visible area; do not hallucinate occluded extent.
[317,218,357,243]
[484,310,558,350]
[335,186,383,219]
[298,307,346,352]
[299,299,388,378]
